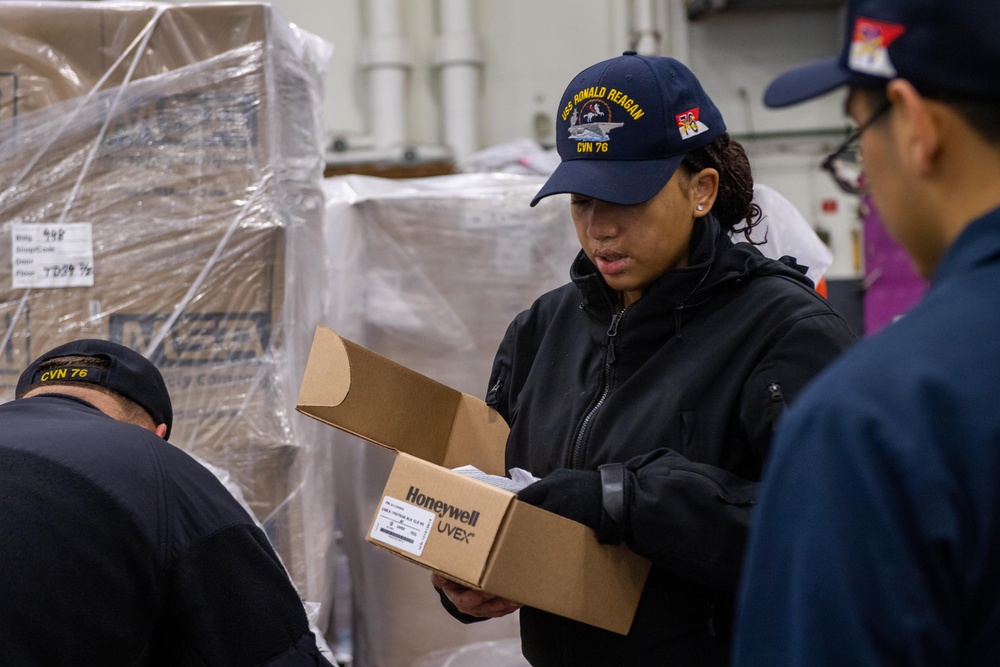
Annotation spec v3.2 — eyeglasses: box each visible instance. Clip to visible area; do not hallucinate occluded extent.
[821,101,892,195]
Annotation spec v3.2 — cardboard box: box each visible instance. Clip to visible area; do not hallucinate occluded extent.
[297,325,651,635]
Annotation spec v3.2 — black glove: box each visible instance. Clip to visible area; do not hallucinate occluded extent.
[517,466,631,546]
[517,468,603,531]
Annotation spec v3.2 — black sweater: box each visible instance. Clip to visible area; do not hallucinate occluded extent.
[0,394,331,666]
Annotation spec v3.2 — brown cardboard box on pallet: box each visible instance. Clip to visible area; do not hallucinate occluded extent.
[0,1,331,603]
[297,325,651,635]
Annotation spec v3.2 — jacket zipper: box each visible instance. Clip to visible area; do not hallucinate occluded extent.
[486,376,502,405]
[570,308,624,468]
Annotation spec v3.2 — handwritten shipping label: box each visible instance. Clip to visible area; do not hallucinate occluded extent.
[11,223,95,288]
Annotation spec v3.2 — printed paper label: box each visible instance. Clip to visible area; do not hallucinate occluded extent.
[370,496,435,557]
[11,223,95,288]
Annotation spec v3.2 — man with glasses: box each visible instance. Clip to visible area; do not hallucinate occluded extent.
[734,0,1000,663]
[821,100,891,196]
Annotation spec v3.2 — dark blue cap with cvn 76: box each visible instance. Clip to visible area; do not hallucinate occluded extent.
[16,339,173,438]
[531,51,726,207]
[764,0,1000,108]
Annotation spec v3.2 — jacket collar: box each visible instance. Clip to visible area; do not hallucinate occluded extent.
[571,214,808,320]
[930,205,1000,289]
[571,214,723,315]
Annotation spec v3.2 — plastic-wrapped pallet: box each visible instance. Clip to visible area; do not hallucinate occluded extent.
[322,173,581,667]
[0,1,337,630]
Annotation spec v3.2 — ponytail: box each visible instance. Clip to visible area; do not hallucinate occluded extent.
[680,133,762,243]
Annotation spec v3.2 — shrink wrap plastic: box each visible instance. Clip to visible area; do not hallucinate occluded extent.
[322,173,580,667]
[0,1,336,636]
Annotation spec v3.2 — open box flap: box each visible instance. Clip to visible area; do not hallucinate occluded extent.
[297,326,509,473]
[297,326,458,464]
[442,393,508,475]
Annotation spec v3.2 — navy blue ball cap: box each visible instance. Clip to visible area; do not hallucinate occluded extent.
[17,339,173,438]
[765,0,1000,108]
[532,51,726,207]
[764,57,858,109]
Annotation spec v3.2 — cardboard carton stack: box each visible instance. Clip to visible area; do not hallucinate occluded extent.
[0,1,335,621]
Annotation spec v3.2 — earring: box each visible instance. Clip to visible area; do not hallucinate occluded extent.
[696,205,704,211]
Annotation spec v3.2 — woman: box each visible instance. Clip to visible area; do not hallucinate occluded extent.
[434,52,857,665]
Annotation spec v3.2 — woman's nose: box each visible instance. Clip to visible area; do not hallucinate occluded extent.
[585,202,620,239]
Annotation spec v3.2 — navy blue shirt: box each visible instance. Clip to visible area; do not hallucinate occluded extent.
[734,206,1000,665]
[0,394,331,666]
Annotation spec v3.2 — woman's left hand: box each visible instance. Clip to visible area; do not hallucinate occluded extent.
[431,572,523,618]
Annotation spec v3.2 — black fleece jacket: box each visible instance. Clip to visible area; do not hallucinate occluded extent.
[486,216,857,666]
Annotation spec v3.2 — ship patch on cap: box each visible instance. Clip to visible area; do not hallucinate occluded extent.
[560,84,647,148]
[849,17,905,78]
[676,107,710,140]
[567,98,624,142]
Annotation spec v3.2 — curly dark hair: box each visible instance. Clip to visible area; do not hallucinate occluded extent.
[680,133,763,243]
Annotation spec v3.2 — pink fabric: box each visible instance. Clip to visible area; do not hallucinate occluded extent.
[863,198,928,335]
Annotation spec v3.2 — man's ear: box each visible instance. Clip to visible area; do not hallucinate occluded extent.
[691,167,720,218]
[887,79,941,177]
[155,423,168,439]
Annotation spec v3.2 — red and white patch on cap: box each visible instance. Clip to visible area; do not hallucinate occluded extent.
[849,17,905,77]
[676,108,709,140]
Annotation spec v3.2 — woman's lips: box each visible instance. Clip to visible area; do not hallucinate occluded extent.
[595,251,629,275]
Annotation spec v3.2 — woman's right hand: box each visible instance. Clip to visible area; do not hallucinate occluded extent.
[430,572,523,618]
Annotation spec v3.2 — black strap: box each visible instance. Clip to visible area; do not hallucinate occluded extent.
[599,463,625,525]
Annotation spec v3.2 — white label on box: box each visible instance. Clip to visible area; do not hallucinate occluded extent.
[11,223,95,288]
[370,496,435,557]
